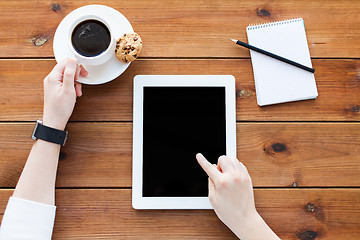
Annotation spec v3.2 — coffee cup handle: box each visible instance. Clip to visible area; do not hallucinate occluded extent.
[74,57,89,78]
[70,56,88,79]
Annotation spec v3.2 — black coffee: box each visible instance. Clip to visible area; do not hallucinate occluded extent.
[71,20,111,57]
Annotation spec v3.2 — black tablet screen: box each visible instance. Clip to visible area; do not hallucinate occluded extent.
[143,87,226,197]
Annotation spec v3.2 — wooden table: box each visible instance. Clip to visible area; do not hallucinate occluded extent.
[0,0,359,239]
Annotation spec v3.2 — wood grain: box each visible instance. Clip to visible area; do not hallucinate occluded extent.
[0,0,359,58]
[0,189,359,239]
[0,122,359,188]
[0,59,359,122]
[0,0,358,238]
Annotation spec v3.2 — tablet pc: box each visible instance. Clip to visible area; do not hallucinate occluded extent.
[132,75,236,209]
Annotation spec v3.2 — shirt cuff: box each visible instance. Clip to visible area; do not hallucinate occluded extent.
[0,197,56,240]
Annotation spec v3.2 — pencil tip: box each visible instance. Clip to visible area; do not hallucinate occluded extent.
[230,39,237,43]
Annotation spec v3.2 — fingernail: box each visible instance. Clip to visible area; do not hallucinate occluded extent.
[196,153,203,158]
[68,59,76,67]
[67,63,76,72]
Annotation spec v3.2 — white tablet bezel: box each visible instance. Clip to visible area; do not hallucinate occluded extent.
[132,75,236,209]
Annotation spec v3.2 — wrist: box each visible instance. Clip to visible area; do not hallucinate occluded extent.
[42,116,67,131]
[232,211,264,239]
[232,211,279,240]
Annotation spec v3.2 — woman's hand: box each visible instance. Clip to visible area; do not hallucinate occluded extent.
[42,59,88,130]
[196,154,257,230]
[196,154,280,240]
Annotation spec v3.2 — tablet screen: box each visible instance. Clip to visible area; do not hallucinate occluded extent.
[143,87,226,197]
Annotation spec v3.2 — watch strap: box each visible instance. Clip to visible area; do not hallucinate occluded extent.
[32,121,68,146]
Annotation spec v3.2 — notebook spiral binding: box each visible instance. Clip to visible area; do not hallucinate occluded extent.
[246,18,303,31]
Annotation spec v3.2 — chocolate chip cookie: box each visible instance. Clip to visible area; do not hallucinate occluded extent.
[115,32,142,63]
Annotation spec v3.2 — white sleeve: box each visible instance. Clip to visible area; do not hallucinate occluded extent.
[0,197,56,240]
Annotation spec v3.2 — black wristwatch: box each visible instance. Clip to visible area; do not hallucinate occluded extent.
[31,119,68,146]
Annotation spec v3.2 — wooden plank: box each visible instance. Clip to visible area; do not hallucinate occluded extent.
[0,0,359,58]
[0,189,359,239]
[0,122,359,188]
[0,59,359,121]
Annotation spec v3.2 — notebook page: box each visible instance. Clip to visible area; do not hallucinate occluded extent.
[246,18,318,106]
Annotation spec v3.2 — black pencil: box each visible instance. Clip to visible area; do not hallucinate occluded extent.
[230,39,315,73]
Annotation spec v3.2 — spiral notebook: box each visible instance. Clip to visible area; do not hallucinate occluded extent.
[246,18,318,106]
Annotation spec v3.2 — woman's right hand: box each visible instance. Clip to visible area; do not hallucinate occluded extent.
[196,154,280,240]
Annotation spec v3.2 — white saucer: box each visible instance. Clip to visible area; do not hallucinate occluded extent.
[53,5,134,85]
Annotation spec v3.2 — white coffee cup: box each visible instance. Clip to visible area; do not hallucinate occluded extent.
[68,15,115,65]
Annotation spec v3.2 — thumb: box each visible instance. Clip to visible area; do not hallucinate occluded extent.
[62,60,77,91]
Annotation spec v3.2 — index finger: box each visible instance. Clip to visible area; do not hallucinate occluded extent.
[79,65,88,77]
[196,153,221,180]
